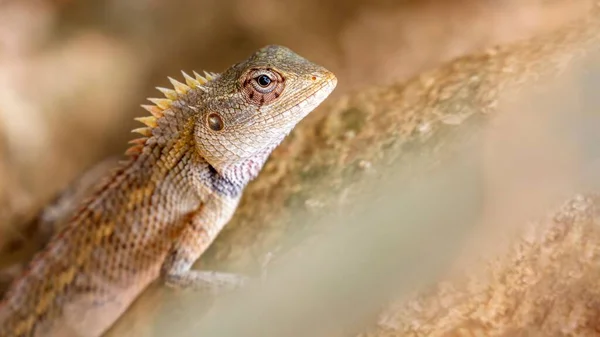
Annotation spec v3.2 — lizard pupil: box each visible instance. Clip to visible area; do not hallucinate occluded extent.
[207,113,224,131]
[256,75,272,87]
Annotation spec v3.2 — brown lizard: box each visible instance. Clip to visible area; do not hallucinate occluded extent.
[0,44,337,337]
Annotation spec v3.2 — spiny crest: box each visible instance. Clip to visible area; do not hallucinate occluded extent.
[125,70,219,157]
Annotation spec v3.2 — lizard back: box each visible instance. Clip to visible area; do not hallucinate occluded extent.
[0,45,337,337]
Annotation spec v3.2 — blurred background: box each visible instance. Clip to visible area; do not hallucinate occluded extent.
[0,0,593,232]
[1,1,599,336]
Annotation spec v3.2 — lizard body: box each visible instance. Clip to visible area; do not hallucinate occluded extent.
[0,45,337,337]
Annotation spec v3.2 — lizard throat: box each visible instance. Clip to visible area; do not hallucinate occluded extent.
[219,158,264,184]
[213,140,280,185]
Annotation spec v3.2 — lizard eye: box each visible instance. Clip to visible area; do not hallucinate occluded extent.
[242,68,285,106]
[251,72,276,94]
[207,113,224,131]
[256,75,272,87]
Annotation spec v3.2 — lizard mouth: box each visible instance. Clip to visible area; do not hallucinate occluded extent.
[271,70,338,123]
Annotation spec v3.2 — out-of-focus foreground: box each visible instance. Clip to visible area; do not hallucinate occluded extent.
[1,0,600,336]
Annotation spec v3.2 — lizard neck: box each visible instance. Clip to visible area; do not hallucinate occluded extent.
[217,142,280,186]
[131,105,246,202]
[128,96,283,202]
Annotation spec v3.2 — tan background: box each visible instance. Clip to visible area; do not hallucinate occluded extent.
[0,0,592,226]
[0,1,599,336]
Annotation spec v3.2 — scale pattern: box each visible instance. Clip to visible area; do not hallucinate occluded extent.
[0,45,337,337]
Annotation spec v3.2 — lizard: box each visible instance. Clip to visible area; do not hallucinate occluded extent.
[94,4,600,336]
[0,44,337,337]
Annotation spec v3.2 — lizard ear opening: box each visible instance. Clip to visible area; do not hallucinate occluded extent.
[207,113,224,131]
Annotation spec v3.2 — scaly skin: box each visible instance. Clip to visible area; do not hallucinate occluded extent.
[0,45,337,337]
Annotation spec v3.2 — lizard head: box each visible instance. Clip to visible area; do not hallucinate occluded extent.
[194,45,337,182]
